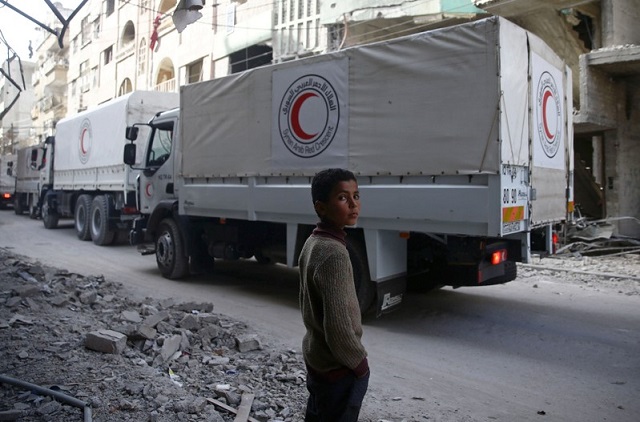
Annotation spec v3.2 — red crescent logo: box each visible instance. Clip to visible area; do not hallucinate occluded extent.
[291,92,318,141]
[145,183,153,197]
[80,128,89,153]
[542,90,554,140]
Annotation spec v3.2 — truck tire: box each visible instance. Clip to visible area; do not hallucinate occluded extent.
[493,260,518,284]
[13,196,24,215]
[74,194,92,241]
[90,195,115,246]
[347,237,376,316]
[156,218,189,279]
[29,195,39,219]
[41,197,59,229]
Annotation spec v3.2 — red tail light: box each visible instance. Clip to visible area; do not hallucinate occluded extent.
[121,206,138,215]
[2,193,11,199]
[491,249,507,265]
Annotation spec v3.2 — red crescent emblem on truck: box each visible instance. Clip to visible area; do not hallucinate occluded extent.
[542,90,554,141]
[80,128,89,153]
[291,92,318,141]
[78,118,92,164]
[277,74,340,159]
[535,71,561,159]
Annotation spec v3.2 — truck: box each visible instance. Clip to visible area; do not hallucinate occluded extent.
[124,17,574,316]
[12,145,44,218]
[0,153,16,210]
[39,91,179,244]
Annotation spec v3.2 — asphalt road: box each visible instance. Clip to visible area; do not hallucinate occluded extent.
[1,210,639,421]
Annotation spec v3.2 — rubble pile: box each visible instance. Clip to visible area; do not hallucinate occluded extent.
[0,248,307,421]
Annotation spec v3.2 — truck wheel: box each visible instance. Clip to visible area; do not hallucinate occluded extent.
[13,197,24,215]
[29,195,39,219]
[347,238,376,316]
[41,198,59,229]
[90,195,115,246]
[156,218,189,279]
[494,260,518,284]
[74,194,92,241]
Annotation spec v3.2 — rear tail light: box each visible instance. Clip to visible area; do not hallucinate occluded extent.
[2,193,11,199]
[552,231,559,253]
[121,206,139,215]
[491,249,508,265]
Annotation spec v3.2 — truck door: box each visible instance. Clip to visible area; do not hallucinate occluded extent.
[529,50,571,228]
[139,119,176,213]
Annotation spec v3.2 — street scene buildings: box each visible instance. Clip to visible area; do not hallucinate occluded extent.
[1,0,639,237]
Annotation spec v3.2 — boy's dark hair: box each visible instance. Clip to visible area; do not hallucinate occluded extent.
[311,168,357,204]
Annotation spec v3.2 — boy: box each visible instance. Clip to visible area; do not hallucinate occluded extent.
[298,168,369,421]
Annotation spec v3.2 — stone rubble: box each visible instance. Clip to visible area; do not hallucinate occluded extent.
[0,248,307,421]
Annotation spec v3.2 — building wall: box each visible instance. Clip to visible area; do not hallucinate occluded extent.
[0,59,35,152]
[600,0,640,237]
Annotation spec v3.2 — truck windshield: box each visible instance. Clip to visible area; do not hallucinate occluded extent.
[146,123,174,167]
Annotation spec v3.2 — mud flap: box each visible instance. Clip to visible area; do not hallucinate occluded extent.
[374,276,407,317]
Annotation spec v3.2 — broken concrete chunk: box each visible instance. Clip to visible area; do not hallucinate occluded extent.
[235,334,261,353]
[122,310,143,323]
[143,311,169,328]
[85,329,127,354]
[179,313,199,330]
[160,334,182,362]
[12,284,40,297]
[78,290,97,305]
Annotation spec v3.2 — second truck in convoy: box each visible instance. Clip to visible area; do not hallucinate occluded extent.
[36,91,178,244]
[123,17,574,315]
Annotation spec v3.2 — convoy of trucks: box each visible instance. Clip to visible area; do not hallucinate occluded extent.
[4,17,574,316]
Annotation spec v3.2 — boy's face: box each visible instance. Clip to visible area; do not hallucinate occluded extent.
[314,180,360,229]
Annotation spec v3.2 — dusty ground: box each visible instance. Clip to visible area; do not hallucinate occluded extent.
[1,244,639,422]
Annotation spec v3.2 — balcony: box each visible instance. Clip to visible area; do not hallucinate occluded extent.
[154,78,176,93]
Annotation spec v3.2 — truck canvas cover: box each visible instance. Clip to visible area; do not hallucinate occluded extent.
[180,16,572,235]
[54,91,178,190]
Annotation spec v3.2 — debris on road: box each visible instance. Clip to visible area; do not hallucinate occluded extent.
[0,247,307,421]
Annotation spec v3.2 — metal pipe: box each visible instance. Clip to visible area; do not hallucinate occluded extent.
[0,374,92,422]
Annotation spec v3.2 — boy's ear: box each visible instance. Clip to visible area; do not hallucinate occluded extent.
[314,200,326,218]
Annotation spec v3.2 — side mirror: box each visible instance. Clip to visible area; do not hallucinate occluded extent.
[125,126,139,141]
[123,143,137,166]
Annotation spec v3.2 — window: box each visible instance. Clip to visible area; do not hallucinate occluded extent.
[79,60,90,92]
[138,39,146,76]
[118,78,133,96]
[106,0,115,16]
[186,59,203,84]
[93,17,101,39]
[81,16,90,45]
[103,46,113,65]
[146,122,174,168]
[121,21,135,47]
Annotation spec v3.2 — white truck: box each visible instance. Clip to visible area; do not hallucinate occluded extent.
[39,91,178,244]
[0,153,16,210]
[12,145,44,217]
[124,17,574,315]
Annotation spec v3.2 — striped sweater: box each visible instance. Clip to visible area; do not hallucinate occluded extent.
[298,223,368,379]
